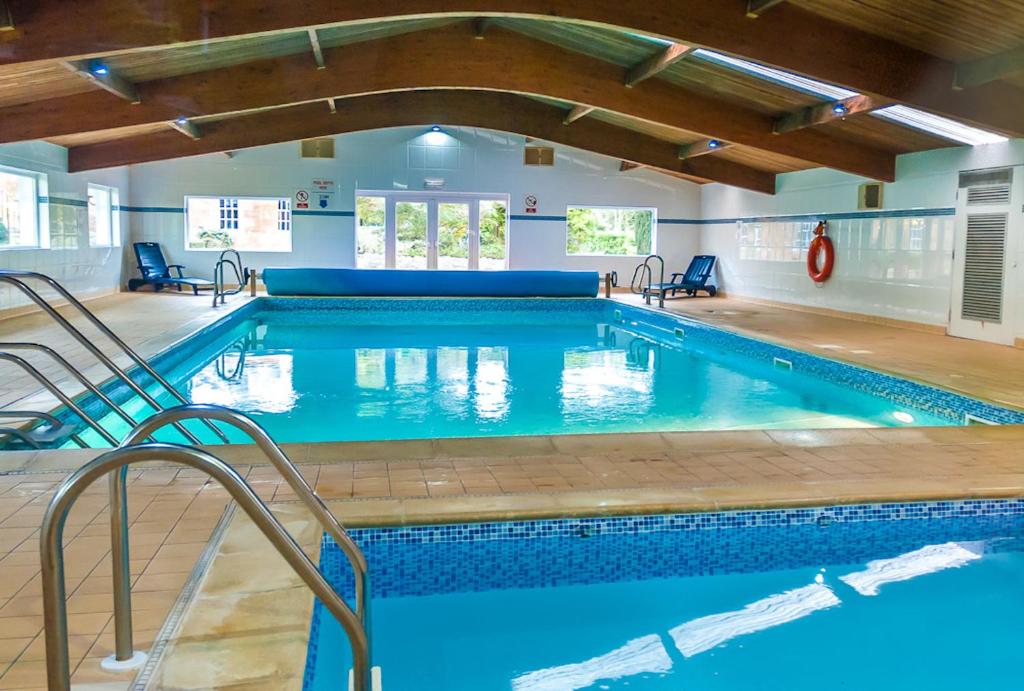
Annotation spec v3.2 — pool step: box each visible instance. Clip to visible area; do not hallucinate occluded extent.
[348,666,383,691]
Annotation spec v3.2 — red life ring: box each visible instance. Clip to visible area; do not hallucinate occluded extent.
[806,221,834,283]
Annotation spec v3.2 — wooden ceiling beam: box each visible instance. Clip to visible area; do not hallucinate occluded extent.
[619,161,643,172]
[773,94,885,135]
[954,44,1024,90]
[62,60,139,103]
[168,118,200,140]
[624,43,691,87]
[563,105,594,125]
[678,139,733,159]
[745,0,787,18]
[0,1,1018,135]
[6,26,893,180]
[307,29,325,69]
[0,2,13,31]
[67,90,777,194]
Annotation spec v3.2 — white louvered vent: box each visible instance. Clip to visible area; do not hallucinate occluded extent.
[966,184,1011,206]
[960,212,1007,323]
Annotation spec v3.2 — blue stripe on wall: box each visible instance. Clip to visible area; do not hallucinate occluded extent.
[119,206,956,224]
[292,210,354,217]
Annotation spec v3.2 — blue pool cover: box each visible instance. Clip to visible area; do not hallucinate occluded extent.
[262,268,599,297]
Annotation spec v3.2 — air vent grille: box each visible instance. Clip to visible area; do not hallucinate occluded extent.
[300,138,335,158]
[966,184,1011,206]
[958,167,1012,188]
[960,212,1007,324]
[858,182,883,210]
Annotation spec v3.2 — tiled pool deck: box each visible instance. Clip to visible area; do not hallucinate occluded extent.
[0,292,1022,689]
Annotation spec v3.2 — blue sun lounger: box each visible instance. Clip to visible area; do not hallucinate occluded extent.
[644,255,718,298]
[128,242,214,295]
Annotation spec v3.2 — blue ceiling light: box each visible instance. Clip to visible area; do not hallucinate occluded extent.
[175,116,189,126]
[707,139,721,149]
[832,102,849,116]
[430,125,442,132]
[91,63,110,76]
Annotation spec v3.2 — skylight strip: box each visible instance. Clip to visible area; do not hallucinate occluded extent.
[630,33,1008,147]
[692,49,858,100]
[872,105,1008,146]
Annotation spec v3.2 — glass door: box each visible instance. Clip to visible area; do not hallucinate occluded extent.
[394,200,429,270]
[437,201,472,270]
[357,192,509,270]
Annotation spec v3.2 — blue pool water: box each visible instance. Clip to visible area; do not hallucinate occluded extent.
[306,501,1024,690]
[67,298,1024,446]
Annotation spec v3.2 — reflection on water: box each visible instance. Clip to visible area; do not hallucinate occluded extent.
[839,541,984,596]
[172,319,952,443]
[669,582,841,658]
[512,634,672,691]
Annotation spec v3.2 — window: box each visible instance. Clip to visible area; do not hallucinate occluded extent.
[566,206,655,256]
[355,196,386,268]
[88,183,119,247]
[0,167,40,249]
[185,196,292,252]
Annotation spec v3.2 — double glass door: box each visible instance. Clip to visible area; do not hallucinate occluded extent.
[356,192,508,270]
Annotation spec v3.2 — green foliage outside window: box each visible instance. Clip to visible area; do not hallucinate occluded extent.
[566,207,654,256]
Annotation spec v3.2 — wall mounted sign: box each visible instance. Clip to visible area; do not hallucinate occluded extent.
[295,189,310,209]
[524,194,538,214]
[312,179,334,192]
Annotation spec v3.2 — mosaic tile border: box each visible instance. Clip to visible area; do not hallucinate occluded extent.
[342,498,1024,545]
[302,497,1024,689]
[612,300,1024,424]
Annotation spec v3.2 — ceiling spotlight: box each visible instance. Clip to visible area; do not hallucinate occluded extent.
[707,139,721,149]
[430,125,442,132]
[175,116,189,126]
[91,63,110,76]
[832,102,848,116]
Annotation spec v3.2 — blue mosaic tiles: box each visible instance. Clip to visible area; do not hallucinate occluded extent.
[302,499,1024,689]
[610,300,1024,424]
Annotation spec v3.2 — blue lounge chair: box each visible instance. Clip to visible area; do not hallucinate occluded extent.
[644,255,717,298]
[128,242,214,294]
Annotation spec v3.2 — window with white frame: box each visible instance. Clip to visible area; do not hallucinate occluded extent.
[566,206,655,256]
[88,183,120,247]
[0,166,40,249]
[185,196,292,252]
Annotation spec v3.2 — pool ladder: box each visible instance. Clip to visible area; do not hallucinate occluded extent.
[0,270,229,446]
[212,249,252,307]
[39,404,375,691]
[629,254,666,308]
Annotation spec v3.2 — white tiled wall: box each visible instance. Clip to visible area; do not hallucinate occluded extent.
[701,140,1024,335]
[127,127,702,281]
[0,142,130,312]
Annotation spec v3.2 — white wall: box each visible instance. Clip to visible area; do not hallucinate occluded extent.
[128,127,702,281]
[701,139,1024,335]
[0,141,130,311]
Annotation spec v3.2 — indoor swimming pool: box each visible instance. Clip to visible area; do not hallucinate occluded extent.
[62,298,1024,446]
[305,500,1024,690]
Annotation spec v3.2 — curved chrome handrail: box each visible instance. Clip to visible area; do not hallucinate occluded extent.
[41,443,370,691]
[0,342,143,433]
[0,270,229,444]
[104,405,371,671]
[0,353,119,446]
[213,250,248,307]
[0,410,86,449]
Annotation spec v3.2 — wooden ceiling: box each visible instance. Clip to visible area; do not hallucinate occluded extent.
[0,0,1021,194]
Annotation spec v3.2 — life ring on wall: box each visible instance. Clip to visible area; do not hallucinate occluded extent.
[806,221,834,283]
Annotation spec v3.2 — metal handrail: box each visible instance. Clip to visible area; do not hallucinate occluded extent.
[0,342,143,434]
[0,411,86,449]
[104,404,371,671]
[212,250,248,307]
[40,443,370,691]
[0,353,119,446]
[0,270,229,444]
[632,255,665,308]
